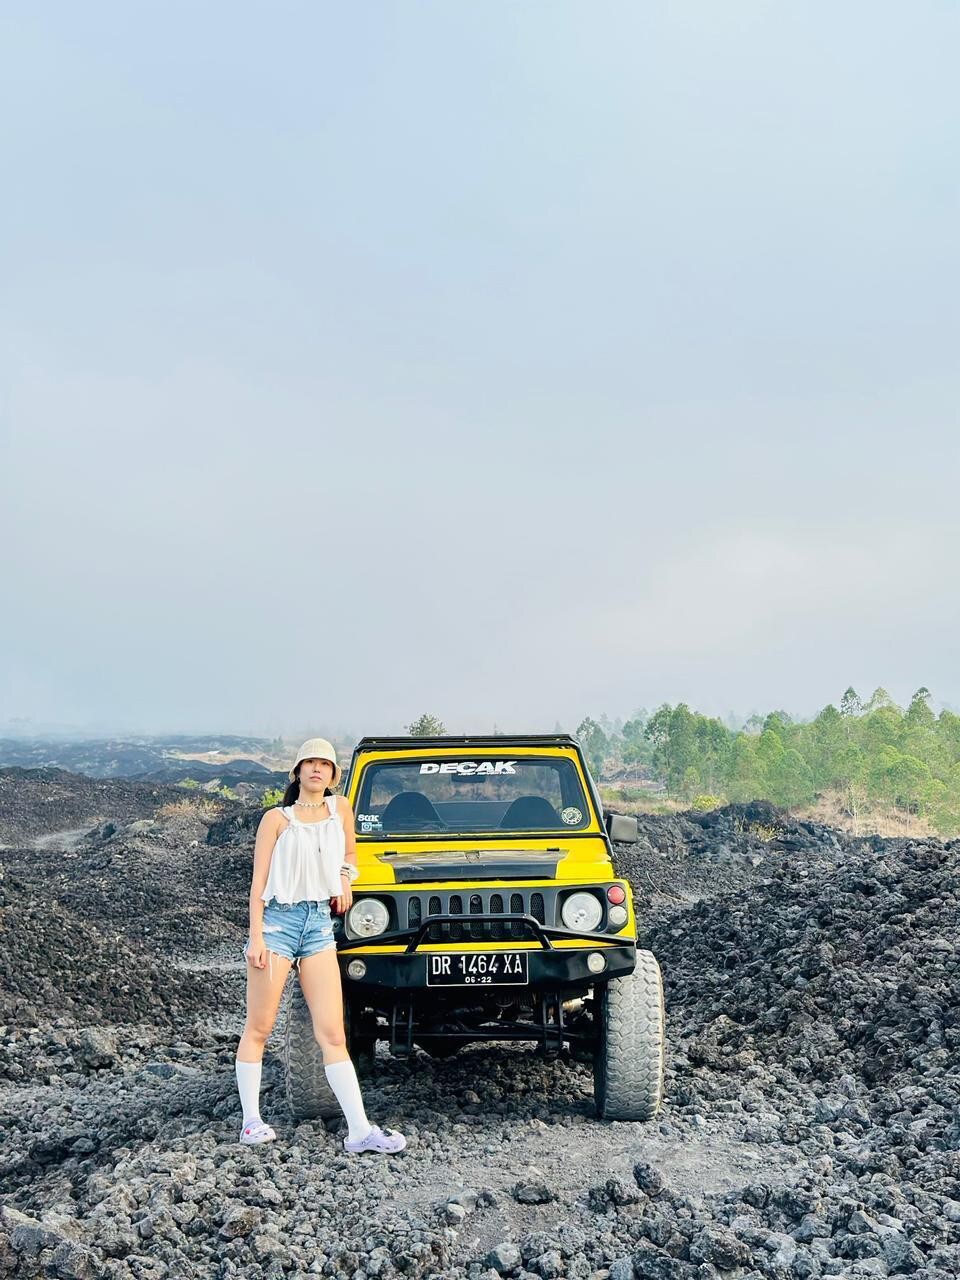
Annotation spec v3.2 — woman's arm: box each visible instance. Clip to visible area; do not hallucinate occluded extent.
[249,809,284,941]
[332,796,357,915]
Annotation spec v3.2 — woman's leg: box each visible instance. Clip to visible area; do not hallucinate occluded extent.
[298,950,370,1140]
[297,949,348,1063]
[236,951,293,1127]
[238,949,293,1059]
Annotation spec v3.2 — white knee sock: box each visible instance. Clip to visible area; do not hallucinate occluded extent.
[236,1058,263,1125]
[324,1059,371,1141]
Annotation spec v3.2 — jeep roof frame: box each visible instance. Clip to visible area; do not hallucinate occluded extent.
[354,734,580,750]
[345,733,608,828]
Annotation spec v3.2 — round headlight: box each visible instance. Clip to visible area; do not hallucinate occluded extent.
[346,959,367,980]
[347,898,390,938]
[561,891,603,933]
[586,951,607,974]
[608,904,628,929]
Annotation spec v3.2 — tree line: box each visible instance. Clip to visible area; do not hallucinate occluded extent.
[576,687,960,835]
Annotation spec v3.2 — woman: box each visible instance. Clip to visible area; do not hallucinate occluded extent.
[235,737,406,1153]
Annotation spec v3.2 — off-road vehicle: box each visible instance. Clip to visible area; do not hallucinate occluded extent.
[284,735,664,1120]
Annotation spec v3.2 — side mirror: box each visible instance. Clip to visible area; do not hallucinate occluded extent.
[607,812,639,843]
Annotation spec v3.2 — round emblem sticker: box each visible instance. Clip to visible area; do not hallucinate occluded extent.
[561,806,583,825]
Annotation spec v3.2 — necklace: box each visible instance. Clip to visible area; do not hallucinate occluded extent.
[295,798,329,808]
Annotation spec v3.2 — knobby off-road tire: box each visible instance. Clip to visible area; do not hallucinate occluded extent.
[283,984,339,1119]
[593,949,665,1121]
[283,987,378,1120]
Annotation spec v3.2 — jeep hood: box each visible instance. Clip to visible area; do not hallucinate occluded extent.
[377,849,565,882]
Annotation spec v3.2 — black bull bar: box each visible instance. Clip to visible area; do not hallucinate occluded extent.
[336,911,625,952]
[335,912,637,1055]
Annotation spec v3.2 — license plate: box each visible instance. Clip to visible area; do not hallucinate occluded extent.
[426,951,529,987]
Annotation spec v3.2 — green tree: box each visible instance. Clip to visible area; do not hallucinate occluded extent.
[840,687,863,717]
[621,726,652,770]
[644,705,673,752]
[936,710,960,765]
[927,763,960,833]
[576,716,609,779]
[806,704,845,789]
[865,687,897,712]
[905,687,935,730]
[886,754,932,811]
[407,713,446,737]
[768,747,815,807]
[573,685,960,834]
[726,736,764,804]
[655,704,699,796]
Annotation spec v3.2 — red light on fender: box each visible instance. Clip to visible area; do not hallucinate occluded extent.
[606,885,626,905]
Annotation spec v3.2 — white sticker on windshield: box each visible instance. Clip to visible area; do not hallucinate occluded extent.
[419,761,517,776]
[358,813,382,832]
[561,806,583,825]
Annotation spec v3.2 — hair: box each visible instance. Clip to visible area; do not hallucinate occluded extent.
[282,765,335,807]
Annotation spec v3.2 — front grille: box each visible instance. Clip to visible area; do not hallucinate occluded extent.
[448,895,463,941]
[470,894,484,941]
[405,888,554,943]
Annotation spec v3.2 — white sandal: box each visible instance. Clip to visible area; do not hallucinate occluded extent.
[239,1119,276,1145]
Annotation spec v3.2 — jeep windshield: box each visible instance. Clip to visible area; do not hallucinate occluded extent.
[354,756,592,838]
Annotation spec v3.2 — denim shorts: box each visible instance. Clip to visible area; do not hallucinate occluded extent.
[244,898,337,965]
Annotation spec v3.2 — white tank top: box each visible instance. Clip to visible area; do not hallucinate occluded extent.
[261,796,346,904]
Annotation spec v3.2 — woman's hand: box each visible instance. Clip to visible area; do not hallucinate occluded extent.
[245,935,267,969]
[332,876,354,915]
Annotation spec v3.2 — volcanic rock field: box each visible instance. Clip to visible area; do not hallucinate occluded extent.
[0,771,958,1279]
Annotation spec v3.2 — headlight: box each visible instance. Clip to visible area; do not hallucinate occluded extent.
[347,898,390,938]
[561,891,603,933]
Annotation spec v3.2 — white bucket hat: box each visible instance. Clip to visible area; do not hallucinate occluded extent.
[289,737,342,787]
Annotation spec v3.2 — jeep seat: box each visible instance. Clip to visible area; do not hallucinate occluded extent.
[498,796,563,830]
[380,791,444,828]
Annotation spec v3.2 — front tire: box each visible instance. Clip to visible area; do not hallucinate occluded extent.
[283,986,378,1120]
[283,985,339,1119]
[593,949,665,1120]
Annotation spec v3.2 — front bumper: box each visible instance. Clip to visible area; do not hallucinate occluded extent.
[338,943,636,990]
[336,911,637,991]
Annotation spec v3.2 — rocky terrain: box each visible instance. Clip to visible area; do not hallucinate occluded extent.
[0,737,287,801]
[0,774,958,1279]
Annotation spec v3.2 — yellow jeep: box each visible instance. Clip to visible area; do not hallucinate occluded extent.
[283,735,664,1120]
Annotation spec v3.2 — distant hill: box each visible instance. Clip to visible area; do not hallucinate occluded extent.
[0,735,286,795]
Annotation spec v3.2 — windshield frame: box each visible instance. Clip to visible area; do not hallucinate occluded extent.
[349,748,602,842]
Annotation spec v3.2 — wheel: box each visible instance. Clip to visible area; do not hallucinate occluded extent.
[283,986,378,1120]
[593,949,665,1120]
[283,984,339,1119]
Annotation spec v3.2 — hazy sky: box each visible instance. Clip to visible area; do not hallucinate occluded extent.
[2,2,958,739]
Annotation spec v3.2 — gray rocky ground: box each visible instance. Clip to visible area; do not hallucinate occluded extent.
[0,774,957,1279]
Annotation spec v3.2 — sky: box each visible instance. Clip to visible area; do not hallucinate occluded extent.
[1,2,958,740]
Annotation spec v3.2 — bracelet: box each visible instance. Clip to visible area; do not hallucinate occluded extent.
[340,863,359,883]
